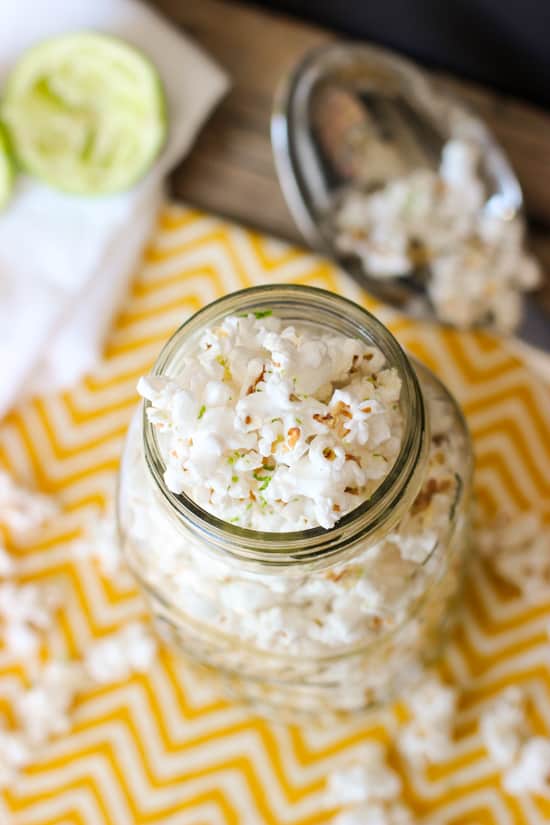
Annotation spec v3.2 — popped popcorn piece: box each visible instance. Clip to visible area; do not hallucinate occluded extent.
[0,545,14,576]
[333,139,540,333]
[0,582,58,629]
[399,675,457,763]
[327,743,416,825]
[0,726,30,788]
[15,661,85,747]
[4,621,41,657]
[138,314,404,531]
[503,737,550,795]
[74,507,130,581]
[480,686,530,767]
[0,470,57,534]
[85,621,157,684]
[476,512,550,602]
[0,582,60,658]
[332,802,416,825]
[327,742,401,805]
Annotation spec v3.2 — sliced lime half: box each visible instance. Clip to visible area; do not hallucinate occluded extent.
[0,124,15,209]
[2,32,167,195]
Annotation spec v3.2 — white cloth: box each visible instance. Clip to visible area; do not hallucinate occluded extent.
[0,0,229,414]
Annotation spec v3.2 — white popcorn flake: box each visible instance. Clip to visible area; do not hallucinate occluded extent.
[333,139,541,333]
[327,743,416,825]
[476,511,550,602]
[0,545,14,576]
[138,314,404,531]
[407,675,457,724]
[503,737,550,795]
[0,581,60,660]
[4,622,40,657]
[399,675,457,763]
[479,684,550,798]
[480,686,530,767]
[0,726,31,788]
[85,622,157,684]
[0,470,57,535]
[15,661,85,747]
[0,581,58,629]
[74,507,132,583]
[327,742,402,805]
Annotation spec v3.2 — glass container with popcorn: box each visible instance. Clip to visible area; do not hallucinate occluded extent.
[117,285,473,716]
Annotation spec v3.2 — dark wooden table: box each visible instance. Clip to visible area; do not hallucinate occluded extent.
[151,0,550,279]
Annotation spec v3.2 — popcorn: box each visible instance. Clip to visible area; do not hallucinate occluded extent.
[480,686,530,767]
[399,675,458,763]
[0,546,14,576]
[74,507,131,582]
[0,582,58,629]
[333,139,540,333]
[85,622,157,684]
[126,338,466,675]
[327,743,402,805]
[476,512,550,602]
[15,661,85,746]
[0,726,30,788]
[0,581,60,658]
[503,737,550,795]
[327,743,416,825]
[0,470,57,535]
[479,685,550,797]
[138,314,404,531]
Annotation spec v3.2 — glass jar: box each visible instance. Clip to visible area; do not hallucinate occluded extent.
[117,285,473,717]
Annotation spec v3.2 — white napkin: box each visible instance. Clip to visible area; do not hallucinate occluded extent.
[0,0,229,415]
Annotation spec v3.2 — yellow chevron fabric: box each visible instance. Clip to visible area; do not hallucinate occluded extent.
[1,204,549,825]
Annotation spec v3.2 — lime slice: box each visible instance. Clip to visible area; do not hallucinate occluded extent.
[0,124,15,209]
[1,33,167,195]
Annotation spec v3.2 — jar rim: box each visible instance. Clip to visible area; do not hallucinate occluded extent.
[143,284,427,565]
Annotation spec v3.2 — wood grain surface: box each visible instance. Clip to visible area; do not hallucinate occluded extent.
[150,0,550,281]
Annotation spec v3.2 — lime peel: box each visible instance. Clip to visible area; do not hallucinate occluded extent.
[0,124,15,210]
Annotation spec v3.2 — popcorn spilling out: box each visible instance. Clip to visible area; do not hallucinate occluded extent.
[480,686,550,795]
[139,312,404,530]
[0,623,158,788]
[0,470,57,536]
[0,465,160,791]
[84,621,157,684]
[327,742,416,825]
[476,511,550,603]
[333,139,541,332]
[399,674,457,764]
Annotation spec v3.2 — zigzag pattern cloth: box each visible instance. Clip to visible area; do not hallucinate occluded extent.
[0,204,549,825]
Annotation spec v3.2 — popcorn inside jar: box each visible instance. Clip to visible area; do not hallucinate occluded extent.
[118,285,473,716]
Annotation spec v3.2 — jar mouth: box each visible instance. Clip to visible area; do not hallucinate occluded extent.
[143,284,427,564]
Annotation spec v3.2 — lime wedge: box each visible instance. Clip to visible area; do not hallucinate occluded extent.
[1,33,167,195]
[0,124,15,209]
